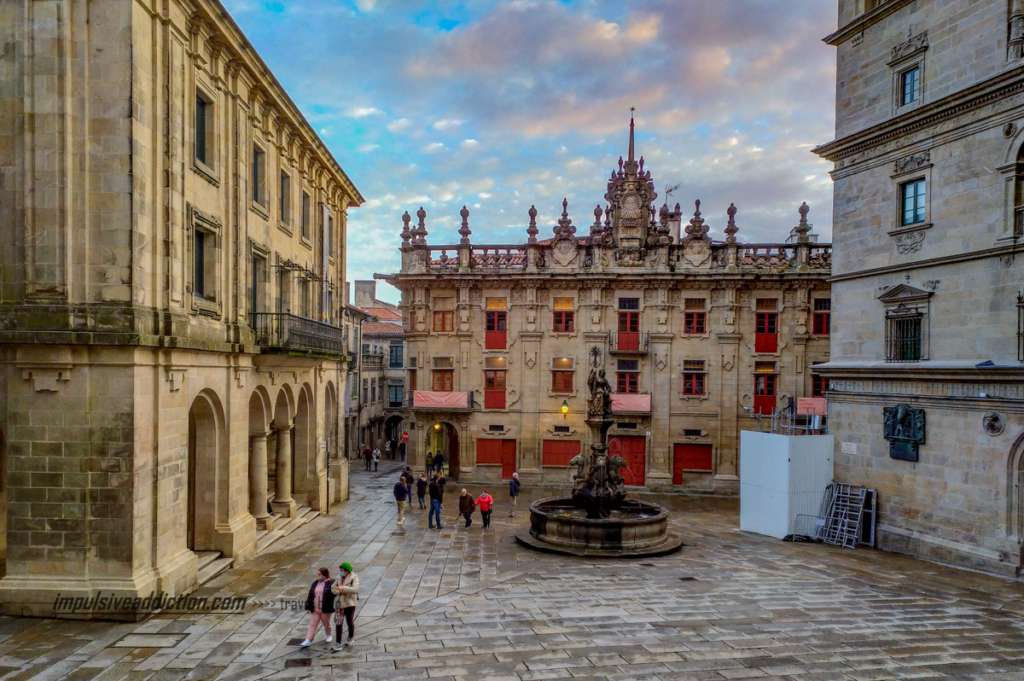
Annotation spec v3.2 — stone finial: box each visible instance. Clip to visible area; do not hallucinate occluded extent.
[591,205,604,236]
[459,205,471,244]
[659,203,670,222]
[725,203,738,244]
[526,205,539,243]
[795,201,810,242]
[400,210,412,246]
[639,156,645,174]
[604,204,612,231]
[684,199,708,240]
[414,206,428,245]
[554,198,576,237]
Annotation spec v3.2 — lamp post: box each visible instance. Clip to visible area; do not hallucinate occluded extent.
[561,400,569,420]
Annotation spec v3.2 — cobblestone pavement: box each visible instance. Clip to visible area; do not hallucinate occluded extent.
[3,461,1024,680]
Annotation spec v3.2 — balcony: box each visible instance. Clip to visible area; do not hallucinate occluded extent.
[250,313,346,356]
[408,390,476,412]
[362,351,384,368]
[611,393,652,414]
[608,331,650,354]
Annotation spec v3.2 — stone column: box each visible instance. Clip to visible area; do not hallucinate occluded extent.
[249,433,274,531]
[648,333,675,489]
[272,421,297,517]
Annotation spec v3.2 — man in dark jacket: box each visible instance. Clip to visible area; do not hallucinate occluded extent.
[428,474,444,529]
[362,446,372,471]
[393,475,410,526]
[416,474,429,510]
[458,489,475,528]
[509,472,521,517]
[433,452,446,475]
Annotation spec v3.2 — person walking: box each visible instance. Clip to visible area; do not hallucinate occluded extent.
[475,488,494,529]
[384,440,391,460]
[362,445,372,471]
[372,447,380,471]
[425,451,434,474]
[428,474,444,529]
[509,472,521,517]
[416,473,428,510]
[458,488,476,528]
[434,452,446,476]
[399,440,406,461]
[331,562,359,649]
[300,567,335,647]
[393,474,409,526]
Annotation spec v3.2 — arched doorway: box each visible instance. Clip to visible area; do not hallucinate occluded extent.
[386,415,404,458]
[425,422,460,479]
[292,384,316,508]
[248,388,272,529]
[187,391,227,552]
[271,386,296,517]
[1006,430,1024,575]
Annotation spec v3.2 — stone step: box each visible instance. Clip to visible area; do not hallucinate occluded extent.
[197,554,233,586]
[255,505,318,553]
[195,551,222,572]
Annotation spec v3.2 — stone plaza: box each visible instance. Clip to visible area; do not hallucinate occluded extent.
[2,460,1024,680]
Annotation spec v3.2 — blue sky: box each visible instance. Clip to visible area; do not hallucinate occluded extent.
[223,0,838,305]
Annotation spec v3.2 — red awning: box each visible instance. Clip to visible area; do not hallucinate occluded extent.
[611,393,651,413]
[413,391,468,408]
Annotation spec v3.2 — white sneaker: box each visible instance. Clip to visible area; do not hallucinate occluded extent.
[331,643,342,651]
[345,637,353,646]
[299,639,311,647]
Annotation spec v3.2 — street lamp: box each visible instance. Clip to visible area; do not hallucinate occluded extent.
[434,423,441,431]
[561,400,569,420]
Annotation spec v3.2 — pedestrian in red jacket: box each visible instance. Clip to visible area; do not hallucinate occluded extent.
[475,489,494,529]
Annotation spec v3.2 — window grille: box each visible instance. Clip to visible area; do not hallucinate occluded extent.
[683,429,702,437]
[885,305,923,362]
[616,422,638,430]
[489,425,505,432]
[618,297,639,310]
[553,425,570,434]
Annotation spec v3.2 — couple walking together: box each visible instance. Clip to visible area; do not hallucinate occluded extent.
[301,563,360,651]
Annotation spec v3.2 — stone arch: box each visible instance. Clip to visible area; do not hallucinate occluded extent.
[324,382,338,459]
[248,387,272,529]
[425,421,460,479]
[293,383,318,508]
[270,385,297,517]
[1006,429,1024,541]
[187,389,228,552]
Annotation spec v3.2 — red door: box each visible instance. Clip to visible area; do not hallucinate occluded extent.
[673,444,713,484]
[484,370,506,409]
[617,311,640,351]
[476,438,515,477]
[754,374,777,415]
[485,311,506,349]
[501,439,516,479]
[608,435,645,486]
[755,312,778,353]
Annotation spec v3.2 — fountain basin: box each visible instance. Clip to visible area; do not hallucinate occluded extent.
[515,496,683,557]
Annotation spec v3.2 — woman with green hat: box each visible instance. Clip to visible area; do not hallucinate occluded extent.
[330,562,359,650]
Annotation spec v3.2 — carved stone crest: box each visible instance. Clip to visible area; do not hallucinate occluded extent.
[894,230,925,254]
[883,404,926,461]
[614,247,646,266]
[890,30,928,62]
[893,151,930,175]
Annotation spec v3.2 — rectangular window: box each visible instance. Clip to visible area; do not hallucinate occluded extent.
[302,192,311,239]
[486,297,506,310]
[551,357,574,394]
[901,179,926,226]
[432,370,454,391]
[371,380,376,404]
[682,360,706,396]
[389,343,404,368]
[901,65,920,106]
[251,253,266,313]
[553,297,574,333]
[433,357,454,369]
[755,299,779,353]
[484,358,506,409]
[389,385,403,407]
[618,298,639,310]
[812,374,829,397]
[328,213,334,258]
[684,312,706,334]
[194,230,206,299]
[485,310,507,349]
[195,94,210,165]
[252,145,266,206]
[432,296,454,332]
[280,172,291,223]
[616,358,639,395]
[885,309,923,362]
[362,379,368,403]
[408,369,417,391]
[813,298,831,336]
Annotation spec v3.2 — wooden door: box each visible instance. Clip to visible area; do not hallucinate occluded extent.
[608,435,645,486]
[617,311,639,351]
[501,439,517,479]
[485,311,506,349]
[755,312,778,353]
[754,374,777,415]
[673,444,713,484]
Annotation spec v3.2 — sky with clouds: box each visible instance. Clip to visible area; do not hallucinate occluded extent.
[223,0,838,305]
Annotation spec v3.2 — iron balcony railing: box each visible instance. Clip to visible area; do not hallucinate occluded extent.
[250,312,347,356]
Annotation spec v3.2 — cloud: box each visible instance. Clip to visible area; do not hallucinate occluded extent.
[386,118,413,133]
[460,139,479,149]
[357,143,380,153]
[347,106,383,118]
[421,142,445,153]
[433,119,463,130]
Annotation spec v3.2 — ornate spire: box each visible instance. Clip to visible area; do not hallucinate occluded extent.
[554,197,576,238]
[795,201,810,242]
[413,206,427,245]
[527,205,538,244]
[459,205,471,244]
[400,210,412,247]
[683,200,709,241]
[591,204,603,237]
[725,203,738,244]
[627,107,635,163]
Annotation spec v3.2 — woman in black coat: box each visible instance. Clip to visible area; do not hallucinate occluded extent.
[300,567,336,647]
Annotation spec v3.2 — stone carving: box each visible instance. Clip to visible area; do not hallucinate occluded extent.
[614,247,646,266]
[1005,122,1018,138]
[1010,4,1024,61]
[883,404,926,462]
[895,231,925,254]
[983,412,1005,436]
[891,30,928,62]
[893,151,930,175]
[586,367,612,418]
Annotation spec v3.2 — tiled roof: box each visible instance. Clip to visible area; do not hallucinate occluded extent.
[364,306,402,320]
[361,320,404,336]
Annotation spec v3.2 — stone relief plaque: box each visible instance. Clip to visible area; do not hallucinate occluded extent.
[883,404,925,462]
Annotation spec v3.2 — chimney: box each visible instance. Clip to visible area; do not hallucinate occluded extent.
[354,280,376,308]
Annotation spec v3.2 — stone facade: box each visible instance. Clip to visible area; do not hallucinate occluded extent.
[815,0,1024,576]
[0,0,362,617]
[380,121,831,492]
[355,282,408,453]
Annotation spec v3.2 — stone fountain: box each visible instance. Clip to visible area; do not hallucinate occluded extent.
[515,349,683,557]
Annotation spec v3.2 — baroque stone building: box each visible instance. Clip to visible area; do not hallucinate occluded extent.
[815,0,1024,576]
[380,120,832,491]
[0,0,362,616]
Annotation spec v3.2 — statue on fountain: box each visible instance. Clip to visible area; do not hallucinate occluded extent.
[572,348,627,518]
